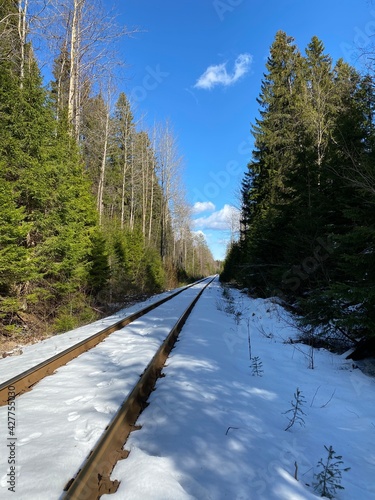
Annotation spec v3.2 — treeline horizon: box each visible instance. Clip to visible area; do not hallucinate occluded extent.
[0,1,218,341]
[222,31,375,346]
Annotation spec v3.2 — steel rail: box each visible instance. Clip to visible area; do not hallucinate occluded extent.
[62,275,216,499]
[0,277,212,406]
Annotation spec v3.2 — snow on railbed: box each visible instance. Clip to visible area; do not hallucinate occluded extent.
[104,281,375,500]
[0,282,208,499]
[0,284,189,384]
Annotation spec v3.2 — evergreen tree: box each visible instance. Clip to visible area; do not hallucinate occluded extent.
[301,70,375,339]
[278,37,337,293]
[225,31,302,293]
[0,25,103,335]
[0,0,211,340]
[222,31,375,344]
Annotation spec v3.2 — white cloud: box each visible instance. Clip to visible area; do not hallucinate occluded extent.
[192,201,216,214]
[192,230,208,241]
[194,53,253,90]
[193,204,240,231]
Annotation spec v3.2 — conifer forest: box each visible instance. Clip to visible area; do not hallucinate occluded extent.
[1,2,374,354]
[222,31,375,349]
[0,0,217,341]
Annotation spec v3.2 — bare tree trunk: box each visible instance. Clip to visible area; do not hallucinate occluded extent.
[141,145,147,237]
[129,141,135,231]
[120,114,130,230]
[148,162,154,244]
[17,0,28,88]
[148,128,157,244]
[184,237,187,269]
[97,102,110,225]
[68,0,83,136]
[156,121,181,260]
[121,157,127,230]
[55,38,69,121]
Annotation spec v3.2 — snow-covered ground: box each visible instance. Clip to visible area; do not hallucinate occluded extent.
[0,284,191,385]
[104,281,375,500]
[0,281,209,499]
[1,278,374,499]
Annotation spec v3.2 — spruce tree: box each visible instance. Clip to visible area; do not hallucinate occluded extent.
[278,37,337,293]
[295,61,375,340]
[222,31,375,346]
[303,69,375,340]
[229,31,301,293]
[0,21,104,335]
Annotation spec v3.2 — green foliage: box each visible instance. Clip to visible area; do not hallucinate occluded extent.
[144,247,165,292]
[313,445,350,498]
[222,31,303,293]
[86,230,111,295]
[0,182,30,293]
[222,30,375,345]
[0,37,101,336]
[106,226,166,299]
[220,241,243,284]
[0,3,216,340]
[53,293,98,334]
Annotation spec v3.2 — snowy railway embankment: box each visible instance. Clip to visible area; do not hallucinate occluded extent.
[0,277,210,406]
[0,278,212,498]
[0,278,374,499]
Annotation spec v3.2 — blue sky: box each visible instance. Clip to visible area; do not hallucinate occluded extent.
[112,0,371,260]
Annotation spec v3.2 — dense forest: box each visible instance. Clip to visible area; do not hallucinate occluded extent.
[0,0,217,341]
[222,31,375,348]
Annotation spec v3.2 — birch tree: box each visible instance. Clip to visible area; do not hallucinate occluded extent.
[17,0,28,86]
[0,0,31,83]
[138,131,152,237]
[155,120,183,260]
[173,199,191,269]
[48,0,132,137]
[81,92,108,212]
[112,93,136,229]
[96,94,110,225]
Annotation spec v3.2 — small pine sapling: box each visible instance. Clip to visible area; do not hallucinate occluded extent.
[251,356,263,376]
[283,387,307,431]
[313,445,350,499]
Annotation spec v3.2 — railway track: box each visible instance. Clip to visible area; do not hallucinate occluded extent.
[0,276,216,499]
[0,277,210,406]
[62,275,215,499]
